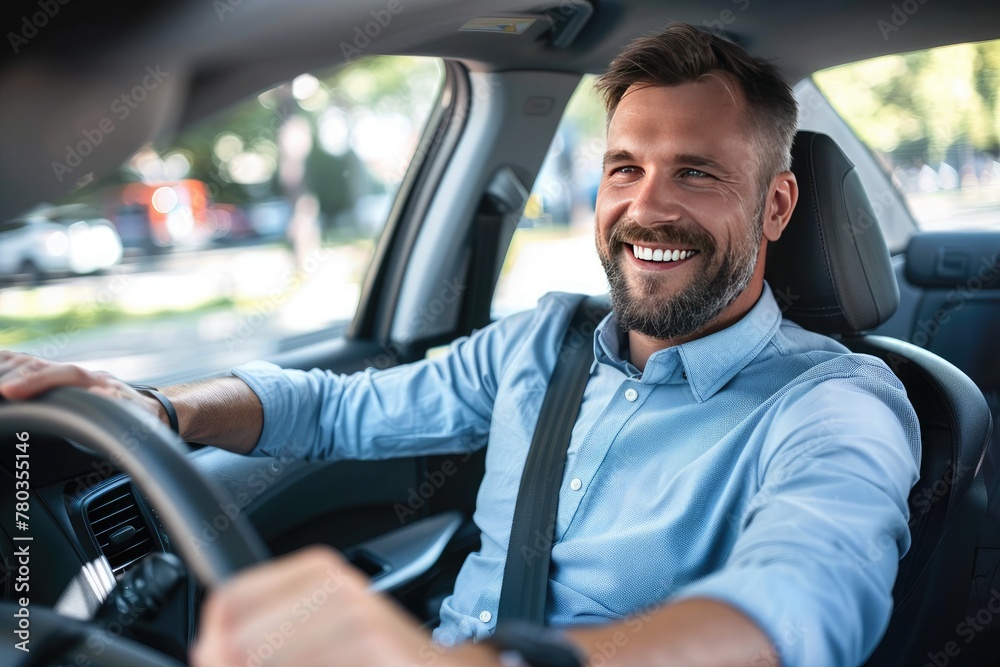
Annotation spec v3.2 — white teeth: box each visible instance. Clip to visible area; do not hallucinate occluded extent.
[631,244,697,262]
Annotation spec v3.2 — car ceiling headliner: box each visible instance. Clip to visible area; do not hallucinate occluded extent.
[1,0,998,220]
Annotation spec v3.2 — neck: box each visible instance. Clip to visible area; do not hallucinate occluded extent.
[627,282,764,371]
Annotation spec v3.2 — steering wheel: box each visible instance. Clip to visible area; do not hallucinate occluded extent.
[0,387,271,666]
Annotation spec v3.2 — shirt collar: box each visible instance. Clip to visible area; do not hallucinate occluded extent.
[593,282,782,401]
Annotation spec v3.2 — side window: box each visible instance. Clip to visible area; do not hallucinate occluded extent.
[491,77,608,319]
[813,39,1000,230]
[0,56,443,382]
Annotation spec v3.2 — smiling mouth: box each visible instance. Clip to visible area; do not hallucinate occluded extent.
[630,244,699,263]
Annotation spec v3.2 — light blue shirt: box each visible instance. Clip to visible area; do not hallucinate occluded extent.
[232,283,920,667]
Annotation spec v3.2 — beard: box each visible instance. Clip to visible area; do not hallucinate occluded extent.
[597,203,764,342]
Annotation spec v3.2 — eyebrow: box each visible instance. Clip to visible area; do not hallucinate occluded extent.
[602,149,731,175]
[602,149,634,169]
[674,153,729,174]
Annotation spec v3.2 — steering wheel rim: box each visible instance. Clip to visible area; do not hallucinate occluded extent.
[0,386,271,666]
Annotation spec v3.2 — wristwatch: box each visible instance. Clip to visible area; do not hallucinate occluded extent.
[481,623,585,667]
[130,384,179,433]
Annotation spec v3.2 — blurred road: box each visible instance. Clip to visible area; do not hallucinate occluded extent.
[1,242,371,383]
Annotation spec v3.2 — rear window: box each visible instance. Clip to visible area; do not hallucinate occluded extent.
[813,39,1000,231]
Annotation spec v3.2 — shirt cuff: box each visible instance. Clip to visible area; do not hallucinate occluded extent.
[231,360,300,458]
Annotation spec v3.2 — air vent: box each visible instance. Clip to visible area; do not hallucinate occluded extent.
[86,485,155,577]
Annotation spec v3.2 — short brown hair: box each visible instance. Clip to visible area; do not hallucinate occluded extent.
[595,22,797,193]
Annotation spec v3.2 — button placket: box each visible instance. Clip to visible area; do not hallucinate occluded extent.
[555,371,647,542]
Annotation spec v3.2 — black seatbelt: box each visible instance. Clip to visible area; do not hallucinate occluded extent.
[497,295,610,625]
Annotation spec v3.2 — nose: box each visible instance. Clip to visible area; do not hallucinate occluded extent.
[627,173,684,228]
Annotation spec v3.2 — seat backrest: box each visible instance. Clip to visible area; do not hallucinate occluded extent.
[765,131,993,666]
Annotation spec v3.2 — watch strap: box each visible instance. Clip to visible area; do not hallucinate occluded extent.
[482,622,584,667]
[131,384,179,433]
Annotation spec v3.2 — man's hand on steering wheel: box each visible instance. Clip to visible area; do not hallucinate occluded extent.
[0,350,501,667]
[0,350,168,425]
[192,546,497,667]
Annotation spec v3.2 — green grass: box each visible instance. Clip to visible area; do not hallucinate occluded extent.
[0,297,235,348]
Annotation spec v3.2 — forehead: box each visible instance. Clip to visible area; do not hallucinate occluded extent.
[606,76,755,162]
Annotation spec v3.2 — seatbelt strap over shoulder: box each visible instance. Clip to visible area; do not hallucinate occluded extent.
[497,295,611,626]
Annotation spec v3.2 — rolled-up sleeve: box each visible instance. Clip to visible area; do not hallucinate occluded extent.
[673,373,920,667]
[231,307,541,462]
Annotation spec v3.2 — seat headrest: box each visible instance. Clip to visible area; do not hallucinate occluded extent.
[905,231,1000,289]
[764,131,899,335]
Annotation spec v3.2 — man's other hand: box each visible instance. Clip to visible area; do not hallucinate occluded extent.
[191,546,499,667]
[0,350,168,425]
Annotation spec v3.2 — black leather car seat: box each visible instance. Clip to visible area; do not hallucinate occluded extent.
[765,131,993,666]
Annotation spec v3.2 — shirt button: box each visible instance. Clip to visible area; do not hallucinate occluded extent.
[479,610,492,623]
[570,478,583,491]
[624,387,638,401]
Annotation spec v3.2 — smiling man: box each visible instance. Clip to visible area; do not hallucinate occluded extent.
[595,72,790,368]
[0,23,919,667]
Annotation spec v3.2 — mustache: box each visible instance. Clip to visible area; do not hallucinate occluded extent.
[608,217,715,253]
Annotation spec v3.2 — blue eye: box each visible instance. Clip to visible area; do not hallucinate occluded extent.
[682,168,710,178]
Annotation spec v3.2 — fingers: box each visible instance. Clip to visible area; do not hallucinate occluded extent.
[191,546,375,667]
[0,350,169,427]
[0,350,116,400]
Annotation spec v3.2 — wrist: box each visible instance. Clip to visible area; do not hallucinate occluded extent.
[447,643,506,667]
[130,385,179,433]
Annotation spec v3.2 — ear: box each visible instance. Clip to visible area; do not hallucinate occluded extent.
[762,172,798,242]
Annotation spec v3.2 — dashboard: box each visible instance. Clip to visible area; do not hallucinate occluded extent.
[2,434,196,659]
[0,433,470,663]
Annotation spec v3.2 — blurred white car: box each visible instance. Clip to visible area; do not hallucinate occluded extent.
[0,203,124,279]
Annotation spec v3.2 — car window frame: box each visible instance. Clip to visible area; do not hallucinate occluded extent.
[349,59,470,346]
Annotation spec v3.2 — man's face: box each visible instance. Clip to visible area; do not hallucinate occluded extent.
[595,76,768,342]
